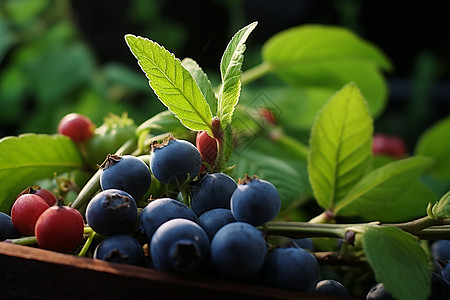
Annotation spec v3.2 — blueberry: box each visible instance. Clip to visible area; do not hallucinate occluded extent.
[230,175,281,227]
[261,247,320,292]
[189,172,237,216]
[210,222,267,279]
[442,263,450,282]
[197,208,236,240]
[150,218,209,274]
[86,189,138,236]
[292,238,314,251]
[430,272,450,300]
[0,212,20,241]
[100,154,151,202]
[315,279,349,297]
[150,137,202,184]
[139,198,198,243]
[432,240,450,262]
[366,283,395,300]
[94,235,146,267]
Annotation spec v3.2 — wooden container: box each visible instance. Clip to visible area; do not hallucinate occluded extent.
[0,242,358,299]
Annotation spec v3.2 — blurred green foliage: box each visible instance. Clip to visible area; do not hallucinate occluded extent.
[0,0,164,137]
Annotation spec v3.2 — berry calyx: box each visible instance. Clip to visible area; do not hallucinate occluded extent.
[18,186,57,207]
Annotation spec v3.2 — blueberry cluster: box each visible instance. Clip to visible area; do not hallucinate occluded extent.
[83,136,338,294]
[86,154,151,266]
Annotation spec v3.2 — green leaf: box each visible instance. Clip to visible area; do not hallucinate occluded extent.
[136,110,187,136]
[431,190,450,220]
[415,115,450,181]
[335,156,434,216]
[308,83,373,209]
[217,21,257,128]
[262,24,391,118]
[347,181,436,222]
[0,134,83,213]
[125,34,213,134]
[181,57,217,116]
[359,226,431,300]
[229,146,305,212]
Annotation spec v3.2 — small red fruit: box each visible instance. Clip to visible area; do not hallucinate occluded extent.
[196,130,218,172]
[18,186,57,207]
[35,200,85,253]
[11,194,50,236]
[372,133,407,159]
[58,113,95,143]
[259,107,276,125]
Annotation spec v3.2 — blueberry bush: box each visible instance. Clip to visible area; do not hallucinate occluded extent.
[0,21,449,300]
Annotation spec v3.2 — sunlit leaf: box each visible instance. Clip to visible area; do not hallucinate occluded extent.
[308,83,373,209]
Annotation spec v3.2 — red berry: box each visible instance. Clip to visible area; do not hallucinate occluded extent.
[57,113,95,143]
[35,201,85,253]
[259,107,276,125]
[18,186,57,207]
[372,133,407,159]
[196,131,218,172]
[11,194,50,236]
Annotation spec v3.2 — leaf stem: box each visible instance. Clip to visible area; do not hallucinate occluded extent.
[241,62,273,86]
[381,216,450,236]
[263,217,450,241]
[78,229,96,257]
[5,236,37,246]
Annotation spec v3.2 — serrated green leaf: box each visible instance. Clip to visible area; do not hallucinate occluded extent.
[229,147,305,212]
[217,22,257,128]
[431,190,450,220]
[415,116,450,181]
[125,34,213,134]
[262,25,391,118]
[0,134,83,213]
[335,156,434,216]
[360,226,431,300]
[181,57,217,116]
[308,83,373,209]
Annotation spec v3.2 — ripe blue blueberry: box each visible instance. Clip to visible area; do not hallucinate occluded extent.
[197,208,236,240]
[230,175,281,227]
[292,238,314,251]
[150,218,210,274]
[366,283,395,300]
[86,189,138,236]
[315,279,349,297]
[261,247,320,292]
[100,154,151,202]
[0,212,20,241]
[430,272,450,300]
[189,172,237,216]
[210,222,267,279]
[94,235,146,267]
[150,137,202,184]
[432,240,450,262]
[442,264,450,282]
[139,198,198,243]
